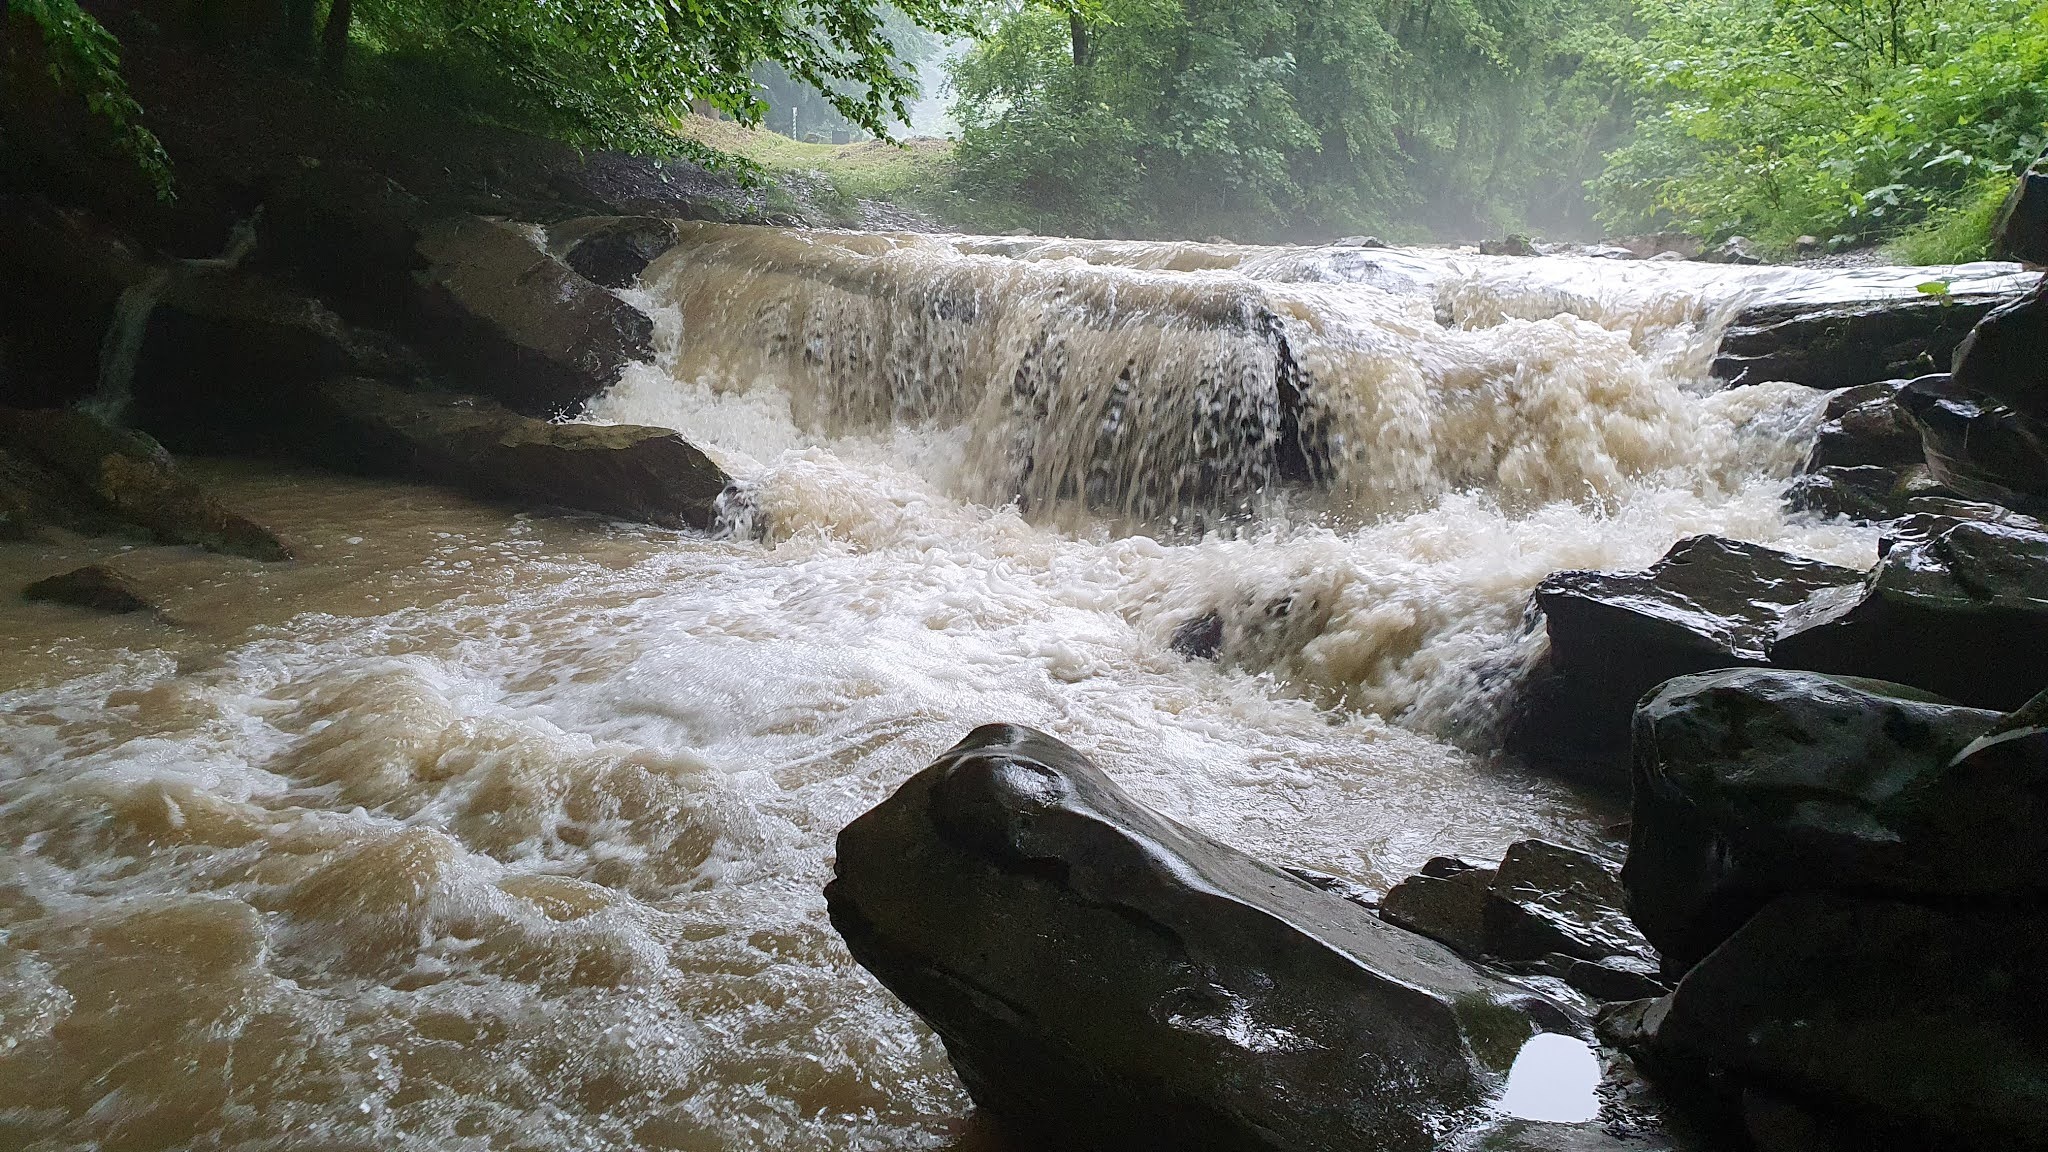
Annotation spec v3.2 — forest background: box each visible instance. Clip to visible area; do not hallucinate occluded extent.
[11,0,2048,259]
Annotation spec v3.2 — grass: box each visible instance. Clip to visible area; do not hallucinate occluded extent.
[673,116,959,207]
[1885,176,2016,265]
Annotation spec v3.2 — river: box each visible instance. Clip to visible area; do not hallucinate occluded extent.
[0,228,2020,1150]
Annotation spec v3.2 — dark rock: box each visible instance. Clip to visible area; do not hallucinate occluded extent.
[23,564,158,614]
[1784,463,1957,522]
[0,408,292,560]
[1507,536,1864,781]
[827,723,1584,1152]
[1698,237,1761,265]
[1562,958,1668,1004]
[408,214,655,416]
[1713,294,2015,390]
[1481,235,1537,257]
[1802,380,1921,470]
[0,447,106,538]
[1380,864,1496,959]
[1947,277,2048,423]
[306,379,730,530]
[1641,892,2048,1151]
[557,215,679,288]
[0,195,148,408]
[1880,499,2048,555]
[1486,841,1652,966]
[1169,612,1225,660]
[1623,668,2007,971]
[1991,150,2048,266]
[1770,519,2048,711]
[256,159,432,329]
[1897,373,2048,514]
[1334,235,1387,248]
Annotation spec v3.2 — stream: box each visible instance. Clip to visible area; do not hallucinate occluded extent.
[0,228,2025,1150]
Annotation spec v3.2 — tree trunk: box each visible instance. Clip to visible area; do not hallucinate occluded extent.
[1069,12,1093,68]
[321,0,351,75]
[279,0,319,61]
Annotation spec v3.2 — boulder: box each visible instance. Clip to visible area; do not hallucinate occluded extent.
[827,723,1588,1152]
[23,564,159,615]
[307,378,730,530]
[408,214,655,416]
[1637,892,2048,1151]
[1770,519,2048,711]
[1507,535,1864,782]
[0,447,108,538]
[1380,860,1496,959]
[1948,278,2048,425]
[1623,668,2007,971]
[1485,841,1653,968]
[1713,294,2015,390]
[1801,379,1921,470]
[1990,150,2048,266]
[1480,235,1537,257]
[1168,612,1224,660]
[1896,377,2048,515]
[557,215,679,288]
[1783,463,1949,522]
[0,408,292,560]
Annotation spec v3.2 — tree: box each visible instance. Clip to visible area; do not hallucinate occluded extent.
[4,0,172,198]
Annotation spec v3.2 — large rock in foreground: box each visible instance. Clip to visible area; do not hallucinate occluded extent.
[1897,372,2048,515]
[1991,150,2048,266]
[1623,669,2008,971]
[1506,536,1864,783]
[308,379,730,530]
[409,215,655,416]
[1949,279,2047,424]
[1630,892,2048,1151]
[827,724,1588,1152]
[1771,519,2048,712]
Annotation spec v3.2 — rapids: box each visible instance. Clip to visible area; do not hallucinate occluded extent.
[0,228,2025,1150]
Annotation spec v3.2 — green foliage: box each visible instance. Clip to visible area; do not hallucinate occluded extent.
[947,0,1641,240]
[1596,0,2048,250]
[349,0,977,162]
[1887,175,2017,265]
[8,0,173,199]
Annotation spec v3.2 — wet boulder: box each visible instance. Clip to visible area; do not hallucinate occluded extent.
[1697,236,1761,265]
[408,214,655,416]
[1623,668,2009,971]
[0,408,292,561]
[1801,379,1922,470]
[1947,279,2048,425]
[1484,841,1652,968]
[1712,293,2014,390]
[1507,535,1864,783]
[1480,235,1537,257]
[1379,857,1496,958]
[306,379,730,530]
[23,563,160,615]
[1168,612,1225,660]
[1630,892,2048,1151]
[1770,519,2048,712]
[827,723,1587,1152]
[1896,372,2048,514]
[557,216,679,288]
[1783,463,1949,522]
[1991,150,2048,266]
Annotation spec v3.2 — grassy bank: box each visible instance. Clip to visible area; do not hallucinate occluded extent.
[675,118,959,227]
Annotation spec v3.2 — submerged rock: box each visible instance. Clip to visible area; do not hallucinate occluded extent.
[1632,892,2048,1151]
[557,215,679,288]
[23,564,159,615]
[1168,612,1225,660]
[1770,519,2048,712]
[409,214,655,416]
[1623,668,2006,971]
[309,379,730,530]
[1712,293,2014,390]
[0,408,292,561]
[827,723,1589,1152]
[1507,535,1864,782]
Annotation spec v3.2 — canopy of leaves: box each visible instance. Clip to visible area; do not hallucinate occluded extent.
[6,0,172,198]
[947,0,1640,240]
[351,0,975,161]
[1595,0,2048,251]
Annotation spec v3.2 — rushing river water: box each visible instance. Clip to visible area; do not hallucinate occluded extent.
[0,228,2026,1150]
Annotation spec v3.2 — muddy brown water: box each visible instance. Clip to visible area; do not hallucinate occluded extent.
[0,229,2028,1149]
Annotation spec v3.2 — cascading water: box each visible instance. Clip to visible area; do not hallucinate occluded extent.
[0,226,2025,1150]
